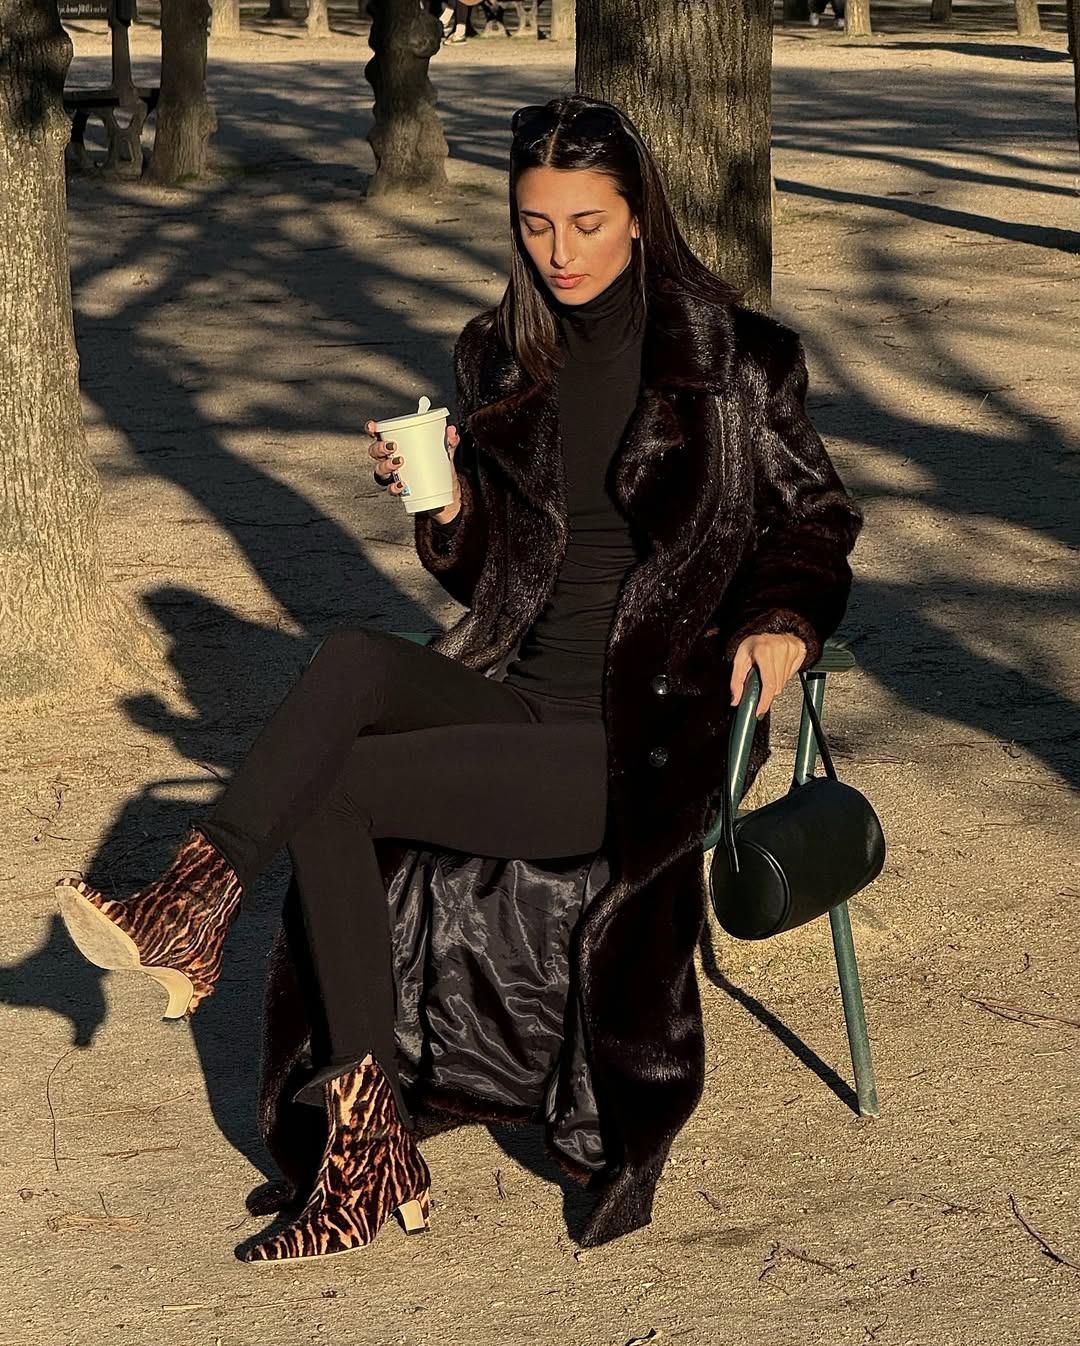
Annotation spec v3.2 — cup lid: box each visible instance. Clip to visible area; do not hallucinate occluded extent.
[374,395,450,435]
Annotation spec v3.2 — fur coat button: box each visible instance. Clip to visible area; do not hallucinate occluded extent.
[650,674,671,697]
[648,745,670,768]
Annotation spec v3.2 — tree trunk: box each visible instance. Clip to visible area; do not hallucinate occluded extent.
[845,0,871,35]
[210,0,241,39]
[783,0,810,20]
[1014,0,1041,36]
[929,0,952,21]
[306,0,330,36]
[1068,0,1080,157]
[0,0,157,699]
[150,0,217,184]
[576,0,774,309]
[550,0,575,41]
[364,0,448,199]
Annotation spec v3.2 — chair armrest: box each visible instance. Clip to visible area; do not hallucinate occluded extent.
[702,635,857,852]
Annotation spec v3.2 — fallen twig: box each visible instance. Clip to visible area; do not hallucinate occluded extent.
[47,1212,142,1234]
[759,1240,847,1279]
[45,1048,78,1173]
[33,1087,199,1123]
[785,1247,844,1274]
[886,1193,985,1217]
[697,1189,725,1213]
[965,995,1080,1030]
[101,1142,181,1161]
[26,784,70,844]
[1008,1195,1080,1273]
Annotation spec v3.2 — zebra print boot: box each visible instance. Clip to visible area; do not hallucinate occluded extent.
[240,1058,431,1263]
[56,829,242,1020]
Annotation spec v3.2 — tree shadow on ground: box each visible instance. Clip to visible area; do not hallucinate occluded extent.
[775,177,1080,253]
[877,40,1072,61]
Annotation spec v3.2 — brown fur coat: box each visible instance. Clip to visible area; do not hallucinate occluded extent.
[255,283,863,1248]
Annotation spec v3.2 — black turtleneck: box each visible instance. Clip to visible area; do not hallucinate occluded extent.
[501,264,645,717]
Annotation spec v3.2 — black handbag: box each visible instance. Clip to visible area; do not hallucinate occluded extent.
[710,671,886,941]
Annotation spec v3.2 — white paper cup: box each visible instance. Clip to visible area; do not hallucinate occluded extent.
[374,397,453,515]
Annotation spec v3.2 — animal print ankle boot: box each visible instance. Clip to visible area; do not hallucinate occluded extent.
[56,829,242,1020]
[240,1059,431,1263]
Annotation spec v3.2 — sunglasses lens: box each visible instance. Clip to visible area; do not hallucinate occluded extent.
[511,105,554,139]
[512,104,621,144]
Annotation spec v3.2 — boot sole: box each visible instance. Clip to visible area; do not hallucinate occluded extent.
[244,1197,430,1265]
[56,885,195,1020]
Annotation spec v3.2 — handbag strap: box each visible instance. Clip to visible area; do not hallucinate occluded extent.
[720,670,841,875]
[796,671,840,783]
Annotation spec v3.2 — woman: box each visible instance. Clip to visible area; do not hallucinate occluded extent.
[57,96,862,1260]
[437,0,485,42]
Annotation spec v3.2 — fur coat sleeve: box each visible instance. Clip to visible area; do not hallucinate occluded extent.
[413,318,490,608]
[723,328,864,667]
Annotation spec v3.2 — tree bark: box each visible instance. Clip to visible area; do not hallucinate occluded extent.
[210,0,241,39]
[306,0,330,36]
[929,0,952,22]
[550,0,575,41]
[783,0,810,20]
[0,0,157,698]
[1014,0,1041,36]
[364,0,448,200]
[845,0,872,35]
[150,0,217,184]
[576,0,774,309]
[1068,0,1080,157]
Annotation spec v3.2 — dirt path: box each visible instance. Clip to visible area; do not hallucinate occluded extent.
[2,13,1078,1346]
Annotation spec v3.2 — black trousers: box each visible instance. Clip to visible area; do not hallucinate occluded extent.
[201,629,608,1116]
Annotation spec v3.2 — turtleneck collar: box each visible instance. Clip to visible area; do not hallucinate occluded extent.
[555,262,644,365]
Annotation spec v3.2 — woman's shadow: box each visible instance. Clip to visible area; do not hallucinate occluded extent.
[0,587,326,1179]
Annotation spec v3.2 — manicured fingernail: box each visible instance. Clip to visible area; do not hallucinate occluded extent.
[392,456,403,466]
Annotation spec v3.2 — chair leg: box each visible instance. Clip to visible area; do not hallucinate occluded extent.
[829,900,880,1118]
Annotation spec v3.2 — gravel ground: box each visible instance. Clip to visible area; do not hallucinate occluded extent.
[2,11,1078,1346]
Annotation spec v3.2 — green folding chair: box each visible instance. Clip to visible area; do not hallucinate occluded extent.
[393,630,880,1119]
[703,638,880,1118]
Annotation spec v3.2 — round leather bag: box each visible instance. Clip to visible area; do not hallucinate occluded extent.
[709,776,885,941]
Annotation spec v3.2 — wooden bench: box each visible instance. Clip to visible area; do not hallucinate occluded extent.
[506,0,539,35]
[59,0,159,174]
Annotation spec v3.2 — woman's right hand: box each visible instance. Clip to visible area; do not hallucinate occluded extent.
[366,421,463,524]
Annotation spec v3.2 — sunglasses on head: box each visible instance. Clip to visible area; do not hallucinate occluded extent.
[511,103,623,146]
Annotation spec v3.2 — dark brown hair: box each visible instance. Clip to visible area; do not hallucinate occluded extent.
[496,95,738,385]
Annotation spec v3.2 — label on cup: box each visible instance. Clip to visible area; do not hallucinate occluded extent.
[374,395,453,515]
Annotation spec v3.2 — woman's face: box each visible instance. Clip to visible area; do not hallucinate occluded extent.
[514,166,640,306]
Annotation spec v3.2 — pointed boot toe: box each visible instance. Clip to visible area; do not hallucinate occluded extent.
[239,1060,430,1265]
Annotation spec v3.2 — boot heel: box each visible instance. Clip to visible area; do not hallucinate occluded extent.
[144,965,197,1020]
[396,1192,430,1235]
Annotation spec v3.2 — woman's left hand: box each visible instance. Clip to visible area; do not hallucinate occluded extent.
[730,632,807,718]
